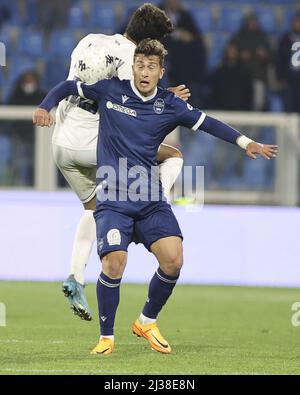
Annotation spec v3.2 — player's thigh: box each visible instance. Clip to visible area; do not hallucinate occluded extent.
[53,144,97,204]
[94,208,134,261]
[156,143,183,164]
[150,236,183,275]
[135,202,183,253]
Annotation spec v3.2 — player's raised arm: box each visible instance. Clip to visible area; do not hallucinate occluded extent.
[33,79,107,127]
[175,98,278,160]
[33,81,79,127]
[199,115,278,160]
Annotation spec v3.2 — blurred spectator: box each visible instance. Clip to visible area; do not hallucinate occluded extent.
[276,12,300,113]
[36,0,70,32]
[160,0,207,107]
[9,69,45,105]
[209,42,253,110]
[8,70,46,185]
[232,14,272,111]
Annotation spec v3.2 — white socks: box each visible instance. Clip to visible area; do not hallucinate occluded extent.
[139,313,156,325]
[159,157,183,201]
[70,209,96,285]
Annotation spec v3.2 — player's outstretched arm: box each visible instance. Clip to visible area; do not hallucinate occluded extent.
[199,115,278,160]
[168,85,191,101]
[33,81,79,127]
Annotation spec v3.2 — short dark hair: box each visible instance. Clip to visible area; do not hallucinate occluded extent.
[125,3,174,44]
[134,39,168,67]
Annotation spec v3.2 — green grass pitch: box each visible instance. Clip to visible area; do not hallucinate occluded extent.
[0,281,299,375]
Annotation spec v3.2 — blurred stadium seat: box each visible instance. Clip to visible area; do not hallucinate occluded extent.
[48,31,76,57]
[90,3,116,32]
[16,30,44,58]
[218,7,244,33]
[68,3,86,28]
[208,33,230,69]
[192,7,214,33]
[255,7,277,33]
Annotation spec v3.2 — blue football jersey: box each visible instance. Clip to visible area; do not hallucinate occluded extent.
[77,77,206,204]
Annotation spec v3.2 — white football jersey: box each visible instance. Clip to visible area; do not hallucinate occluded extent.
[52,34,136,150]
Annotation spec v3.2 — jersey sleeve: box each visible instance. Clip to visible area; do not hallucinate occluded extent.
[77,79,111,102]
[174,97,207,131]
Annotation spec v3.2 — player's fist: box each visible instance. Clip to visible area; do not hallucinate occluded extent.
[168,85,191,101]
[246,142,278,160]
[33,108,54,127]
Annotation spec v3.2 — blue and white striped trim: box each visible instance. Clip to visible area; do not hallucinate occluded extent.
[192,112,206,131]
[76,81,87,100]
[156,271,178,284]
[98,277,121,288]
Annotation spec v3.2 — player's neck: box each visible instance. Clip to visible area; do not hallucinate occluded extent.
[123,33,136,45]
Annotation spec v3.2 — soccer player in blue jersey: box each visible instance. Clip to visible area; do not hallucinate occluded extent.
[34,39,277,355]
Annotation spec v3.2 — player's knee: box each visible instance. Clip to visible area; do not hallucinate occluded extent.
[162,252,183,275]
[101,252,126,279]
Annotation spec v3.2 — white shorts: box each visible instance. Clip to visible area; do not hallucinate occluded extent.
[53,144,97,203]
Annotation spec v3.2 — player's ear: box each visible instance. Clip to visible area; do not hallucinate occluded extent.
[159,68,165,80]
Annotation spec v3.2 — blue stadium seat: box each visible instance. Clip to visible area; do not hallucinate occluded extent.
[48,31,76,57]
[218,7,244,33]
[16,30,44,58]
[192,7,214,33]
[25,0,38,26]
[0,133,12,182]
[208,33,231,69]
[255,8,277,33]
[45,57,69,89]
[281,9,294,32]
[243,157,268,190]
[68,4,85,28]
[90,4,116,32]
[268,93,284,113]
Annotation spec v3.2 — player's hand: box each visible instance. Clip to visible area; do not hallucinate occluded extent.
[168,85,191,101]
[32,108,54,127]
[246,142,278,160]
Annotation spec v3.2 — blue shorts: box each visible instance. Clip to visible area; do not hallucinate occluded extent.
[94,201,183,258]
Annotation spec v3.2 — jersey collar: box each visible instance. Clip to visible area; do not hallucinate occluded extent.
[130,79,158,102]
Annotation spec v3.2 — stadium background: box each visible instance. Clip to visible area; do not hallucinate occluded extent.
[1,0,300,376]
[0,0,299,286]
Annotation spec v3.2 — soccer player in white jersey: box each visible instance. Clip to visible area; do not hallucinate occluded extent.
[51,4,190,320]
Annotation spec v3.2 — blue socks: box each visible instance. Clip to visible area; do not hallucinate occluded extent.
[97,272,122,336]
[142,267,179,319]
[97,268,179,336]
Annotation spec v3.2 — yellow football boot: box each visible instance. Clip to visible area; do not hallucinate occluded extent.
[90,337,114,355]
[132,320,171,354]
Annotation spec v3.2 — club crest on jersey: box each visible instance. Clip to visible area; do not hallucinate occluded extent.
[153,98,165,114]
[122,95,129,104]
[107,229,121,246]
[106,101,136,117]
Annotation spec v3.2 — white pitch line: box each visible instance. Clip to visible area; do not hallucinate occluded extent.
[0,368,129,374]
[0,339,140,345]
[0,368,277,375]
